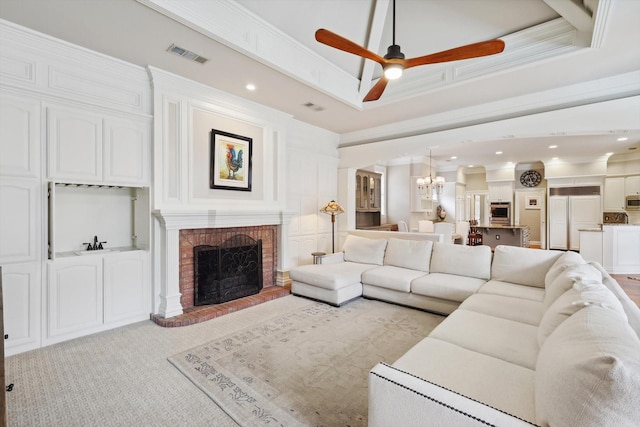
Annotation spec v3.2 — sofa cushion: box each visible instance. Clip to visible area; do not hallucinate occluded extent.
[361,266,427,293]
[537,282,627,346]
[410,273,487,302]
[459,294,543,326]
[383,238,433,272]
[491,245,563,288]
[429,243,492,280]
[428,309,539,369]
[393,337,536,424]
[543,262,603,311]
[544,250,587,287]
[342,235,387,265]
[535,306,640,427]
[478,280,545,302]
[289,262,375,291]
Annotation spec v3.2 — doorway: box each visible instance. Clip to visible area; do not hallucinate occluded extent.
[515,189,546,248]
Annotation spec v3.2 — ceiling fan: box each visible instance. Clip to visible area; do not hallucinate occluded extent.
[315,0,506,102]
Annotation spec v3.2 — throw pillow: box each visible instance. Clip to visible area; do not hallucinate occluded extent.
[383,238,433,272]
[491,245,563,288]
[342,235,387,265]
[535,306,640,427]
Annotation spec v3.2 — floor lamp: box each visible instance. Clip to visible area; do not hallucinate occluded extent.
[320,200,344,253]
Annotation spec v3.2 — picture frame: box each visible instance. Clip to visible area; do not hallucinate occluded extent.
[210,129,252,191]
[525,195,541,210]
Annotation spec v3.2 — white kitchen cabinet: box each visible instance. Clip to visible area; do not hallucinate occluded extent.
[604,177,625,211]
[104,250,149,324]
[579,230,603,264]
[47,256,103,342]
[488,182,514,203]
[47,105,151,186]
[2,262,41,356]
[625,176,640,195]
[602,225,640,274]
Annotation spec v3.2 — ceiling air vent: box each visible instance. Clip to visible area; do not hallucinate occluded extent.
[167,44,208,64]
[303,102,325,112]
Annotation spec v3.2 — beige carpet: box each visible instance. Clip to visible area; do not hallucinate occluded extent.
[169,297,444,426]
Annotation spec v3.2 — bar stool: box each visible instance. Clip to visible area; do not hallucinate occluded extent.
[468,220,483,246]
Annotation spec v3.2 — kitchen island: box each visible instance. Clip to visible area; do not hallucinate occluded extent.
[477,224,530,249]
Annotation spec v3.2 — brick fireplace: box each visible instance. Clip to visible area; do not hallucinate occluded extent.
[151,209,294,326]
[179,225,277,309]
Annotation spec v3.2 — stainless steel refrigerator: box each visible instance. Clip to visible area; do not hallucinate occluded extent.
[548,186,601,251]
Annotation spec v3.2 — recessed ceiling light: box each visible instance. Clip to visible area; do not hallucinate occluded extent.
[552,157,559,160]
[496,151,503,155]
[450,156,457,160]
[617,137,628,141]
[549,145,557,149]
[468,164,474,168]
[245,83,256,91]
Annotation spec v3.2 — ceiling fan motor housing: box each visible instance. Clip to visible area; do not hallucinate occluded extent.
[385,44,405,60]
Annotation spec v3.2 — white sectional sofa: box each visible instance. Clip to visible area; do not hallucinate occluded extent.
[289,232,640,426]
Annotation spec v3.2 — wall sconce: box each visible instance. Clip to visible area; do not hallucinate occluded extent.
[320,200,344,253]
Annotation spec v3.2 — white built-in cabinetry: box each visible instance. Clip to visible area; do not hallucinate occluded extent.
[48,105,150,186]
[602,225,640,274]
[46,250,148,345]
[625,176,640,195]
[488,182,514,203]
[604,177,626,211]
[0,20,153,355]
[0,93,43,355]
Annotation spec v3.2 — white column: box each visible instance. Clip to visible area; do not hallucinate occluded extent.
[157,225,183,318]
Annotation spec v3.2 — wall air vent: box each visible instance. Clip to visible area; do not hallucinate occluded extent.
[167,44,208,64]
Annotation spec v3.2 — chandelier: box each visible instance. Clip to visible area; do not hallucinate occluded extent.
[416,149,445,196]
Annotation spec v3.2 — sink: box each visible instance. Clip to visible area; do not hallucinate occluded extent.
[74,249,117,256]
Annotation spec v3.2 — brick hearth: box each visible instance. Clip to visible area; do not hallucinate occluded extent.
[151,285,290,327]
[151,224,287,327]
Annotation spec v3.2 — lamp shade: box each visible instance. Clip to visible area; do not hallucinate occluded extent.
[320,200,344,215]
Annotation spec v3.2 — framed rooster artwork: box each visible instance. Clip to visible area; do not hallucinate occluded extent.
[210,129,253,191]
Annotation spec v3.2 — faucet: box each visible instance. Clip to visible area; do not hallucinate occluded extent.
[82,235,107,251]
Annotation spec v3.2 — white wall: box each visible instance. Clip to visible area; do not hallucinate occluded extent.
[286,120,340,265]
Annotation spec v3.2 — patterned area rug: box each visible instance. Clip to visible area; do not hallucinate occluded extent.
[168,298,444,426]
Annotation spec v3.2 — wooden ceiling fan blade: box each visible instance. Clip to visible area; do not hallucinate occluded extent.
[404,39,505,69]
[315,29,386,65]
[363,77,389,102]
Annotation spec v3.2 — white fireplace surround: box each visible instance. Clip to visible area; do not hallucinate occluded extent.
[153,209,295,318]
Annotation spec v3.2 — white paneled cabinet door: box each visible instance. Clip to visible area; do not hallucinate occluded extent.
[0,94,40,178]
[603,177,625,211]
[0,179,39,264]
[2,262,41,356]
[103,118,150,185]
[548,196,568,250]
[103,251,148,323]
[47,257,103,341]
[625,176,640,195]
[48,107,102,182]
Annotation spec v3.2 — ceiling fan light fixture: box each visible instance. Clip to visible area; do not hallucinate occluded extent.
[384,63,403,80]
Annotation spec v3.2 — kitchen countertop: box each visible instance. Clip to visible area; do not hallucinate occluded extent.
[478,224,530,229]
[579,228,604,232]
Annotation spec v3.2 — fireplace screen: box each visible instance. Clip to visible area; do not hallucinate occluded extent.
[194,234,263,305]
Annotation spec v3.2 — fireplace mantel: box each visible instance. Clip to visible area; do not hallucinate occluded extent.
[152,208,295,319]
[153,209,295,230]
